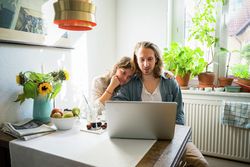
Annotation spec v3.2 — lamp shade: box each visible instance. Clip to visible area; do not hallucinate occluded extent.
[53,0,96,31]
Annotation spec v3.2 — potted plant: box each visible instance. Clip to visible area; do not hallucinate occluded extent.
[163,42,207,87]
[217,48,237,87]
[221,43,250,92]
[231,64,250,92]
[218,43,250,88]
[188,0,225,88]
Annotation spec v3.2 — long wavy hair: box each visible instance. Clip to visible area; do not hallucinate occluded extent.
[104,56,135,84]
[133,41,163,78]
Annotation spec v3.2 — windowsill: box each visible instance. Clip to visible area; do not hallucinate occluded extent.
[182,90,250,98]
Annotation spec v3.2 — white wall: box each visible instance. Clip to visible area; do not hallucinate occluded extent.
[87,0,117,86]
[0,44,82,123]
[116,0,168,57]
[0,0,169,124]
[0,0,116,124]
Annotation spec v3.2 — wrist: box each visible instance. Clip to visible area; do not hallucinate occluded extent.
[105,89,113,95]
[106,85,115,93]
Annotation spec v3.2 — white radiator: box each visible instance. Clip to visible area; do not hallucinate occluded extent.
[184,99,250,163]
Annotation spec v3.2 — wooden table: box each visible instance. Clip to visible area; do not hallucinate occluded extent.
[0,125,190,167]
[137,125,191,167]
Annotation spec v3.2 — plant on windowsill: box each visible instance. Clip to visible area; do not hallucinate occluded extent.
[163,42,207,87]
[230,64,250,92]
[188,0,225,88]
[229,43,250,92]
[217,48,238,87]
[218,43,250,87]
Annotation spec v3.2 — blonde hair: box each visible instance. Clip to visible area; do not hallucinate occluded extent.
[133,41,163,78]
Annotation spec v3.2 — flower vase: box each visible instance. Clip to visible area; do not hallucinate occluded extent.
[33,96,52,123]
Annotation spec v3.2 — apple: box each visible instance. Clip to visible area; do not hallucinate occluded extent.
[72,107,80,116]
[50,108,63,117]
[63,111,74,118]
[51,112,62,118]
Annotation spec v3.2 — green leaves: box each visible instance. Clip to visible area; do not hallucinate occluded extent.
[50,82,62,99]
[29,72,53,83]
[188,0,224,71]
[163,42,206,78]
[23,81,37,99]
[15,70,69,105]
[231,64,250,79]
[14,93,26,104]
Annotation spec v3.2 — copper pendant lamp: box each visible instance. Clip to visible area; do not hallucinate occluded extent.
[53,0,96,31]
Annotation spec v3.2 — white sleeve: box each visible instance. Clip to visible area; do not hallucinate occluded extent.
[90,77,107,115]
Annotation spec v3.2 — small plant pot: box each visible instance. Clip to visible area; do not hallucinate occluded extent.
[218,77,233,87]
[235,79,250,92]
[176,73,191,87]
[198,72,215,88]
[224,86,241,92]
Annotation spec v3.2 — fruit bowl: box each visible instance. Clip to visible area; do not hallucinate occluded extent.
[51,117,77,130]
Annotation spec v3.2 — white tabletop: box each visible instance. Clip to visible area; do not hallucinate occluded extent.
[9,120,156,167]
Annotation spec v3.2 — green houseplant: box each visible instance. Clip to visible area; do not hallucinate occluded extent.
[227,44,250,92]
[188,0,225,87]
[163,42,207,87]
[230,64,250,92]
[218,43,250,87]
[231,64,250,80]
[217,48,238,86]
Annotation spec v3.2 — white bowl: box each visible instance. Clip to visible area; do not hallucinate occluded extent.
[51,117,77,130]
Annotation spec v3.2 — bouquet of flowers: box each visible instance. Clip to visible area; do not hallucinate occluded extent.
[15,70,69,104]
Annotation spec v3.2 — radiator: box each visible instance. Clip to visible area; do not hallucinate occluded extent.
[184,99,250,163]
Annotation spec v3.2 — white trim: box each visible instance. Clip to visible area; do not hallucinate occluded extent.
[170,0,185,44]
[182,90,250,101]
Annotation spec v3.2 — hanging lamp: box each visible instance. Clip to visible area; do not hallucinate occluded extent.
[53,0,97,31]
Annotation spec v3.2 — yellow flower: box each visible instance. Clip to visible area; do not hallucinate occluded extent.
[63,70,69,80]
[15,70,69,104]
[38,82,53,96]
[16,75,21,85]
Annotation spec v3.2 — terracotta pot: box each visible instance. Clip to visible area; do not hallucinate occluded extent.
[236,78,250,92]
[218,77,234,87]
[176,73,191,87]
[237,78,250,86]
[198,72,215,88]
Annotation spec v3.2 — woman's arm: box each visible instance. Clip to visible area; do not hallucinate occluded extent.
[164,70,175,79]
[98,75,120,104]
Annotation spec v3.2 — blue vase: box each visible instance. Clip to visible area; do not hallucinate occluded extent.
[33,96,52,123]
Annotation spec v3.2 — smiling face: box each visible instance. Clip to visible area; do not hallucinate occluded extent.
[115,68,134,85]
[136,47,156,76]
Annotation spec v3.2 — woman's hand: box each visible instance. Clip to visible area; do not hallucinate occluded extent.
[107,75,120,93]
[98,75,120,105]
[164,71,175,79]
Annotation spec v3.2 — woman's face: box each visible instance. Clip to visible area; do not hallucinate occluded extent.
[115,68,134,85]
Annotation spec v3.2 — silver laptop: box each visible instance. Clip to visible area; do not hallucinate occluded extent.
[105,101,177,140]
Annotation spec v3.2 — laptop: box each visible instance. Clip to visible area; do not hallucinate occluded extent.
[105,101,177,140]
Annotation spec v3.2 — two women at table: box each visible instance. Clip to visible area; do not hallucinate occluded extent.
[91,41,208,167]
